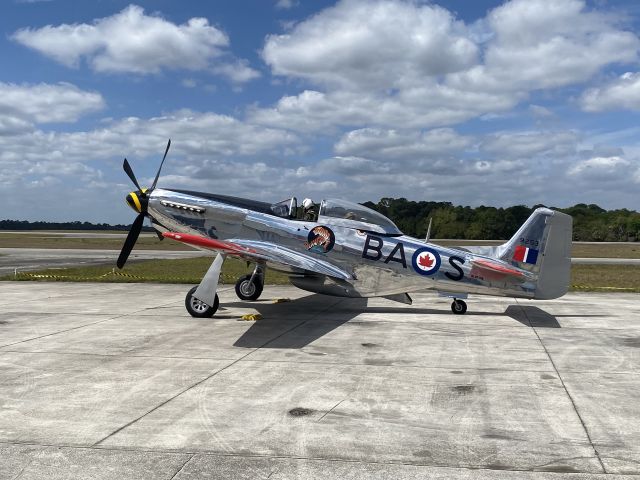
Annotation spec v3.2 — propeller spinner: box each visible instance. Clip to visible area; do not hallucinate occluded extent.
[117,139,171,269]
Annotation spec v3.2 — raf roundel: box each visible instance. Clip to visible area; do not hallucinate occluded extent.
[412,247,441,276]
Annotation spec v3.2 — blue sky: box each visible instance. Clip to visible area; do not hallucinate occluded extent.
[1,0,640,223]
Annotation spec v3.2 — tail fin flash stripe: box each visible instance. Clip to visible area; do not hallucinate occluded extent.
[513,245,539,264]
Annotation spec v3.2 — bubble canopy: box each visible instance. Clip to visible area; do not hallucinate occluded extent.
[318,198,402,235]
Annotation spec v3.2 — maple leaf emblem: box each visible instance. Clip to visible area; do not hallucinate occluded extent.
[418,253,434,269]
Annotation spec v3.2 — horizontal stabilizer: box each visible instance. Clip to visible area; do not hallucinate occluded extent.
[471,258,530,278]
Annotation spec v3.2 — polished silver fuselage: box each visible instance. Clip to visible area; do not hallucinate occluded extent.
[147,189,537,300]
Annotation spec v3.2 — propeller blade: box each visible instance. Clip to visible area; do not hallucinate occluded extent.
[151,139,171,191]
[123,158,142,192]
[117,213,145,269]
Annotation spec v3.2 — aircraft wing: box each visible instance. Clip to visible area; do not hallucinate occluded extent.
[163,232,353,280]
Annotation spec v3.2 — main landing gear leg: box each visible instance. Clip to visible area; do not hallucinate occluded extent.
[235,264,264,301]
[451,298,467,315]
[185,253,225,318]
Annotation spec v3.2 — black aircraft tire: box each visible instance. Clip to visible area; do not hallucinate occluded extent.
[185,286,219,318]
[235,274,264,301]
[451,299,467,315]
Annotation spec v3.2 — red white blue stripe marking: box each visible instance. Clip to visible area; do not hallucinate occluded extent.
[513,245,539,265]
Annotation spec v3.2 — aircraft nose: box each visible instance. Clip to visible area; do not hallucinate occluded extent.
[126,191,142,213]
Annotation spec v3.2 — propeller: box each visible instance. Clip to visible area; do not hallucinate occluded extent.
[117,212,145,269]
[117,139,171,269]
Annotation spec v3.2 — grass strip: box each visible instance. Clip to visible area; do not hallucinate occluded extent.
[2,258,638,293]
[570,264,640,292]
[1,256,290,285]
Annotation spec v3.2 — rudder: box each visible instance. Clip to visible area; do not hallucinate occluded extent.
[498,208,572,299]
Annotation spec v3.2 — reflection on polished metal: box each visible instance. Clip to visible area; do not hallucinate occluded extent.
[143,187,573,314]
[117,142,572,317]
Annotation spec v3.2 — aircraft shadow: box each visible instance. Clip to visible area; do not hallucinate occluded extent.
[504,305,561,328]
[231,295,366,349]
[229,295,581,349]
[503,306,603,327]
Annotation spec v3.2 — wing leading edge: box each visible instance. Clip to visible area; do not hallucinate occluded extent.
[163,232,352,281]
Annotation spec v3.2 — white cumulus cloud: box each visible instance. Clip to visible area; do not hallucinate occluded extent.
[12,5,259,83]
[568,155,633,180]
[263,0,478,90]
[254,0,640,131]
[0,109,304,221]
[480,131,578,158]
[335,128,472,161]
[0,82,105,127]
[212,60,261,84]
[581,72,640,112]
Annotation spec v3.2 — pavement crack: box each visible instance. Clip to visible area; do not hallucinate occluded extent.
[168,453,195,480]
[11,466,26,480]
[0,297,183,350]
[0,440,611,475]
[0,318,117,349]
[93,296,331,447]
[92,296,346,447]
[91,357,248,447]
[317,399,345,422]
[515,299,607,474]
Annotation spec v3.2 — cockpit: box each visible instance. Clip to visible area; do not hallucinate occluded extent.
[318,198,401,235]
[270,197,297,218]
[270,197,402,235]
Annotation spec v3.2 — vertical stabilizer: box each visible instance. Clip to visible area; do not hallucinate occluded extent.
[498,208,572,299]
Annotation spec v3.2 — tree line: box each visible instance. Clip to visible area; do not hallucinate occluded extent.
[2,200,640,241]
[0,220,153,232]
[362,198,640,241]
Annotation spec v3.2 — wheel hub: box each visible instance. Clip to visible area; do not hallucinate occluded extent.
[240,281,255,296]
[191,297,209,313]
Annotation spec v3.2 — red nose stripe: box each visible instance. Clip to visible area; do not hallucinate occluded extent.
[162,232,256,254]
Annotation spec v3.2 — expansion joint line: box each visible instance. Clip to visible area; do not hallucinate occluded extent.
[93,295,345,447]
[0,298,178,350]
[169,453,195,480]
[515,300,607,474]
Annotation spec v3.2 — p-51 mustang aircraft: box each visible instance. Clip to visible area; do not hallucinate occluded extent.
[118,141,572,317]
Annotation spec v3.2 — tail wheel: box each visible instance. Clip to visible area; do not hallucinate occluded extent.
[235,274,263,301]
[185,286,219,318]
[451,299,467,315]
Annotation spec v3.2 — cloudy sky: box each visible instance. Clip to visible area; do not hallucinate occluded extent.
[2,0,640,223]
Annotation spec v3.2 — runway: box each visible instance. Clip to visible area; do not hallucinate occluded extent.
[1,283,639,479]
[0,248,205,276]
[572,257,640,265]
[0,231,157,239]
